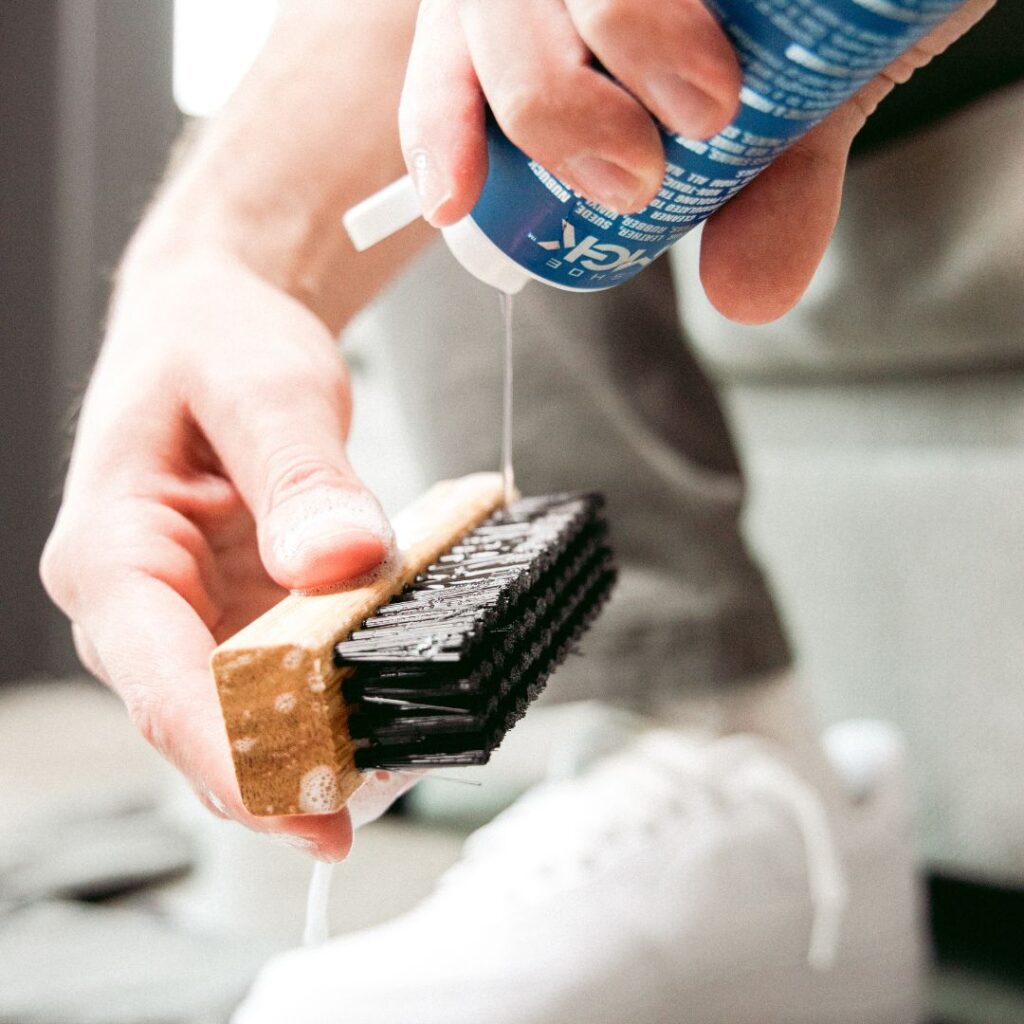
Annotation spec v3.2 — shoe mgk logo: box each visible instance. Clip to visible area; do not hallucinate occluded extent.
[536,220,651,273]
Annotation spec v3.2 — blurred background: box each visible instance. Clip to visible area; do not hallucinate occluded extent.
[2,1,1022,1022]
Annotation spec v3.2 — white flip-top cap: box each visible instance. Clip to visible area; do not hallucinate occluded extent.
[342,175,422,252]
[441,217,529,294]
[343,175,530,294]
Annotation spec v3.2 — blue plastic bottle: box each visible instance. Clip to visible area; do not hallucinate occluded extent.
[440,0,967,293]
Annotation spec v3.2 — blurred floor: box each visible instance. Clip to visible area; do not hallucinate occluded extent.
[0,679,465,1023]
[2,677,1023,1023]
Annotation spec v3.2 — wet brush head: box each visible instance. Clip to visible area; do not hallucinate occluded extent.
[336,493,617,770]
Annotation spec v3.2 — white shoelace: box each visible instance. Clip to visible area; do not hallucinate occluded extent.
[303,732,850,969]
[622,732,848,970]
[724,750,849,970]
[453,730,849,970]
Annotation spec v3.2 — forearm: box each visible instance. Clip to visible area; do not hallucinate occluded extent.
[123,0,430,333]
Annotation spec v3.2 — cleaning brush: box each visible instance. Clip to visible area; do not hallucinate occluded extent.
[340,489,615,771]
[212,473,616,816]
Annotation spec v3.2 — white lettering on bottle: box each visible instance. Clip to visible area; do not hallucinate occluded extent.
[536,220,651,272]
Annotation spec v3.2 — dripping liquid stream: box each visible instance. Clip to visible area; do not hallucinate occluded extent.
[303,292,517,947]
[499,291,515,506]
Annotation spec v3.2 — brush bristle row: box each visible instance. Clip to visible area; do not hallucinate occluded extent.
[335,493,616,769]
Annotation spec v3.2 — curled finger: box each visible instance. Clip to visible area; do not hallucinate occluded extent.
[400,0,488,225]
[459,0,664,212]
[82,571,353,860]
[564,0,741,139]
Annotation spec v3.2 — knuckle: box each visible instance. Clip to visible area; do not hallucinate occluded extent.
[42,507,153,628]
[39,530,67,603]
[124,686,167,755]
[572,0,630,40]
[249,356,340,407]
[39,517,86,610]
[497,81,562,147]
[263,443,348,510]
[220,323,345,396]
[226,364,350,444]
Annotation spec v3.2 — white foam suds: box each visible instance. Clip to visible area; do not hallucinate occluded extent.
[346,768,423,828]
[273,488,395,570]
[282,649,303,671]
[298,765,342,813]
[291,547,401,597]
[232,737,256,753]
[274,691,297,713]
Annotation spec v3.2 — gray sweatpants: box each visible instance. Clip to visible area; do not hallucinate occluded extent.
[354,84,1022,715]
[354,246,791,713]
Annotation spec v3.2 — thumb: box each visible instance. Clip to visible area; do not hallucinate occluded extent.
[191,331,393,592]
[257,443,394,591]
[699,0,993,325]
[698,109,854,324]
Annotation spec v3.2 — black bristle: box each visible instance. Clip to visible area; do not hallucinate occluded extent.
[334,493,617,770]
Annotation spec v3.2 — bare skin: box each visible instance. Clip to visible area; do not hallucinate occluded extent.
[42,2,430,859]
[400,0,995,321]
[42,0,993,858]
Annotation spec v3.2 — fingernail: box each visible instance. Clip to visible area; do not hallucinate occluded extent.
[269,833,317,853]
[267,832,344,862]
[645,72,724,139]
[562,155,650,213]
[205,789,229,818]
[277,528,389,590]
[270,487,394,588]
[408,149,452,225]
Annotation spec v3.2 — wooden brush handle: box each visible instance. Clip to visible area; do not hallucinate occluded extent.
[212,473,505,816]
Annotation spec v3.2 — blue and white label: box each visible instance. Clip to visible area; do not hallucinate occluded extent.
[469,0,965,291]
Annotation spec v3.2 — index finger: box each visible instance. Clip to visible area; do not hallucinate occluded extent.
[459,0,665,212]
[564,0,741,140]
[80,573,353,860]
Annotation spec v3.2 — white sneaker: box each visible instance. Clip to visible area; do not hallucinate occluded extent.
[233,720,924,1024]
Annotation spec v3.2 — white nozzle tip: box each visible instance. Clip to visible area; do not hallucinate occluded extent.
[343,175,422,252]
[441,217,530,294]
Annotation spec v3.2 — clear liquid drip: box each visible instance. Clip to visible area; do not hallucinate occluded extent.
[302,860,334,946]
[301,293,513,948]
[499,291,515,506]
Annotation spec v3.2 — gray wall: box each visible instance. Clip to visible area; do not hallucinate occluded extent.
[1,1,180,682]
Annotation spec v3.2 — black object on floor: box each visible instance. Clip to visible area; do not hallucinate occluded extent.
[928,873,1024,983]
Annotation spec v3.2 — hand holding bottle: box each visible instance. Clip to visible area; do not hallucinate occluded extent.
[399,0,993,321]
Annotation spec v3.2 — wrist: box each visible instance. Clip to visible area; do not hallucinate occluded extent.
[114,219,239,324]
[114,0,427,332]
[120,169,324,300]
